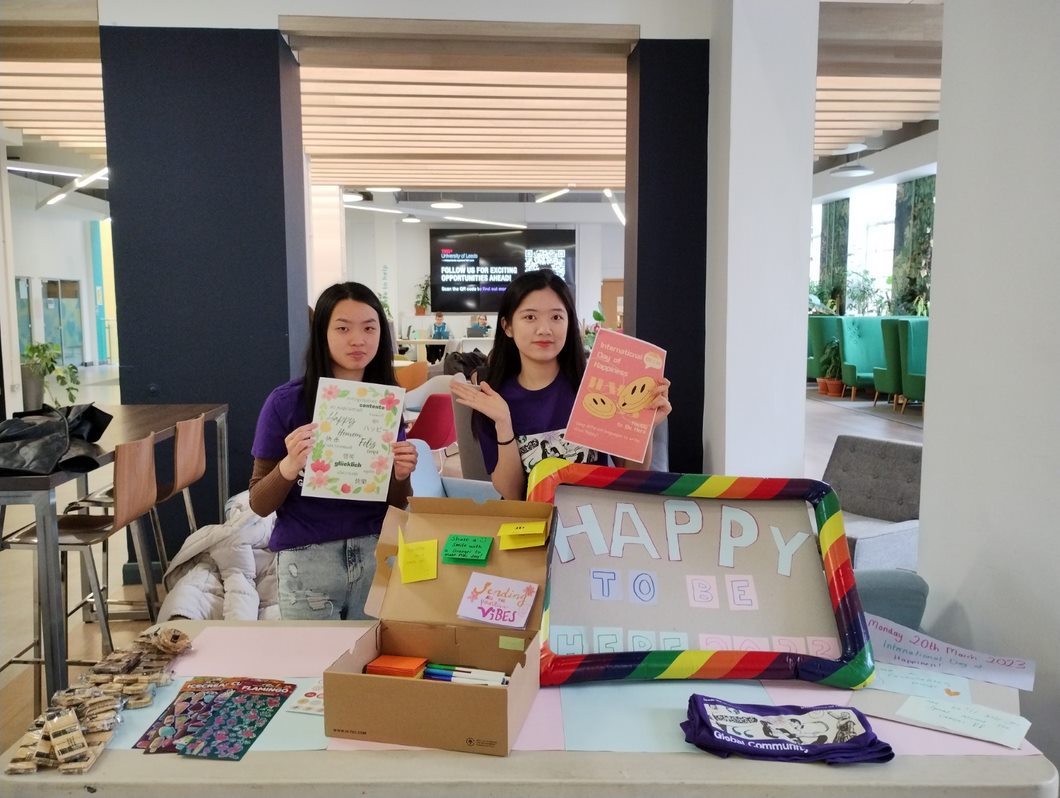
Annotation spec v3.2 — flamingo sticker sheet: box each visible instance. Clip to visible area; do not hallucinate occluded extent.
[302,377,405,501]
[456,572,539,629]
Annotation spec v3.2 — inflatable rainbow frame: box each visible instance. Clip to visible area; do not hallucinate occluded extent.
[526,458,875,689]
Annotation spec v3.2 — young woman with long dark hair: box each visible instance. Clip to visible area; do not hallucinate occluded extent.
[249,282,417,619]
[451,269,670,499]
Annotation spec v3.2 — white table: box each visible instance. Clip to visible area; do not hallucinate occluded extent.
[2,620,1055,798]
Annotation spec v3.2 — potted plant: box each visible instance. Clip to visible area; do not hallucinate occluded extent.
[21,342,80,409]
[414,277,431,316]
[818,337,844,397]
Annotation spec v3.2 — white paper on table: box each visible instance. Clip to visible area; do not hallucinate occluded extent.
[865,614,1035,690]
[895,695,1031,749]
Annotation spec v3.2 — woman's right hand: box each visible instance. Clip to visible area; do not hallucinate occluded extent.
[279,422,316,480]
[451,380,512,430]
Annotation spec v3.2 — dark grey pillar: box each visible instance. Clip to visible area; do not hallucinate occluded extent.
[100,28,308,573]
[625,39,709,473]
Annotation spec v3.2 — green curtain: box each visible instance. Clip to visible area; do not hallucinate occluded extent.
[892,175,935,315]
[819,198,850,315]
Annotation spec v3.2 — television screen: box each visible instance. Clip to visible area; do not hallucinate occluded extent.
[429,228,576,313]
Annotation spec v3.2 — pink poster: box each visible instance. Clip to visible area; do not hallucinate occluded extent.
[564,329,666,463]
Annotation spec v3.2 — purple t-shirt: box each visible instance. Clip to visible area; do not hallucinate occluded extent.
[475,373,602,477]
[251,378,406,552]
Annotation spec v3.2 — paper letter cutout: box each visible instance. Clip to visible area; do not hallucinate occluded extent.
[551,626,588,655]
[806,636,842,659]
[593,627,624,654]
[627,630,656,651]
[629,571,658,605]
[591,569,621,601]
[554,503,609,564]
[719,505,758,567]
[769,526,810,577]
[724,574,759,610]
[686,575,720,609]
[609,503,661,560]
[664,499,702,561]
[699,634,733,650]
[732,636,770,651]
[659,632,688,651]
[772,636,808,654]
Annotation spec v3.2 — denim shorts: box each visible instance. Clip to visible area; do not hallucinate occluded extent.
[276,535,379,621]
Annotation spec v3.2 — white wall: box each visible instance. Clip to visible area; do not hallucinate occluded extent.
[704,0,818,476]
[6,175,107,378]
[308,184,345,305]
[920,0,1060,763]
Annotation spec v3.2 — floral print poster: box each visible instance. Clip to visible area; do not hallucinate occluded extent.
[302,377,405,502]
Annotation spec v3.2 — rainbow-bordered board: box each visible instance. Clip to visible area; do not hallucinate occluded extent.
[526,458,874,689]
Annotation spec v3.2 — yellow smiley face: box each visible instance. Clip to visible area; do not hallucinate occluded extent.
[583,393,617,419]
[617,376,657,414]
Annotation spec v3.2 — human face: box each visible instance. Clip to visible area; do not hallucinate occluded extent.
[327,298,380,380]
[502,287,569,366]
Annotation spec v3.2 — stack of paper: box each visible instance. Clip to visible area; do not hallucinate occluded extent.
[366,655,427,678]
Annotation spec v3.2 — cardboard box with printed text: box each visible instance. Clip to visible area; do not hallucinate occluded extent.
[323,497,552,756]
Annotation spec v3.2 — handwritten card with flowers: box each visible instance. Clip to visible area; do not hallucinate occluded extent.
[302,377,405,502]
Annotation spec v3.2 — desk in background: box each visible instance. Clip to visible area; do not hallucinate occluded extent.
[1,619,1054,798]
[0,404,228,698]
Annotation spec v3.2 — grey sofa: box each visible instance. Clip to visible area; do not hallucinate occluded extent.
[822,435,922,571]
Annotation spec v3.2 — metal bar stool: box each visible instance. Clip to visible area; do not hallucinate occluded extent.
[149,413,206,582]
[0,433,159,714]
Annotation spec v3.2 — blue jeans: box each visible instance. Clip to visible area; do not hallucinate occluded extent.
[276,536,378,621]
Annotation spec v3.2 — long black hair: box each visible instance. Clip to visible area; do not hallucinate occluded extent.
[483,269,585,391]
[302,282,397,417]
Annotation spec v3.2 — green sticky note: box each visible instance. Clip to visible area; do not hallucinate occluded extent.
[442,534,493,566]
[498,636,526,651]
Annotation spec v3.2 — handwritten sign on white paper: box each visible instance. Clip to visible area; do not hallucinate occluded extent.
[865,614,1035,691]
[869,662,971,704]
[302,378,405,502]
[456,572,538,629]
[896,695,1031,749]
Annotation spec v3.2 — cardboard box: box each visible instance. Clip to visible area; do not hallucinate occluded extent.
[323,497,552,756]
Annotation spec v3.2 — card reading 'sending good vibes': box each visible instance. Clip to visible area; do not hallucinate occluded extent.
[564,329,666,464]
[456,572,539,629]
[302,378,405,502]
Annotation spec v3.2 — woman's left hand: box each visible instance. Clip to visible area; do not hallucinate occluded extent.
[392,440,418,481]
[650,377,673,428]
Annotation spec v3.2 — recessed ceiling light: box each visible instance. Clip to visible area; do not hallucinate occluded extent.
[401,214,421,224]
[342,191,365,203]
[75,166,109,188]
[345,204,403,214]
[535,188,570,203]
[366,186,401,193]
[430,200,463,209]
[602,187,614,199]
[46,192,69,206]
[443,216,526,230]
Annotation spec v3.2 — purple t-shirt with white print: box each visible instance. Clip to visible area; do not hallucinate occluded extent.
[251,378,406,552]
[474,373,602,477]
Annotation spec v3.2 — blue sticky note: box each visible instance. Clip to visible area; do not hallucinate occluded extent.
[560,679,772,752]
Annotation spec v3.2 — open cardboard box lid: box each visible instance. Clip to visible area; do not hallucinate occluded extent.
[364,496,554,633]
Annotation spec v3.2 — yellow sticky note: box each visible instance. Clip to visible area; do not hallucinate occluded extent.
[497,521,546,538]
[398,528,438,583]
[498,532,547,550]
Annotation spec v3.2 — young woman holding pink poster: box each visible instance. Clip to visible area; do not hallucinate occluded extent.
[451,269,671,500]
[249,282,417,620]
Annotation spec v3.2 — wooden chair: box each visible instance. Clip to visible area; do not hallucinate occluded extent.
[395,360,429,391]
[0,433,160,713]
[149,413,206,577]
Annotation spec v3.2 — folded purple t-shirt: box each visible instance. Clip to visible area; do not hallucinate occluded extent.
[682,694,894,765]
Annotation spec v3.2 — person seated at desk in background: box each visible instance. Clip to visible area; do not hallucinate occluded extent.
[468,314,491,337]
[427,312,449,364]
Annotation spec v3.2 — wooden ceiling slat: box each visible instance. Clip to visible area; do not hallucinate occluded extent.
[300,81,625,99]
[299,66,626,87]
[301,95,625,110]
[303,107,625,119]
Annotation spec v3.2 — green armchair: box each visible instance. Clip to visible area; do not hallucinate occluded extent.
[807,315,840,380]
[897,318,929,412]
[838,316,885,400]
[873,317,905,408]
